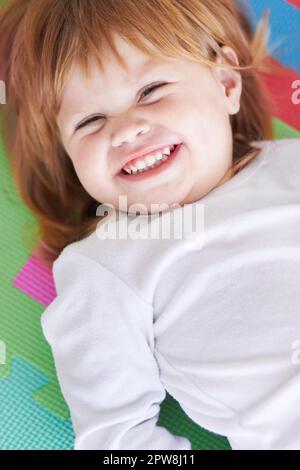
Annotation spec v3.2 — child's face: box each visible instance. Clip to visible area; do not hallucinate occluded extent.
[57,33,242,214]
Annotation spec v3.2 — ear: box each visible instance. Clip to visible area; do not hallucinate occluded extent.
[212,46,242,115]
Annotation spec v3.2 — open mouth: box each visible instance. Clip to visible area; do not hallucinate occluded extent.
[117,144,182,182]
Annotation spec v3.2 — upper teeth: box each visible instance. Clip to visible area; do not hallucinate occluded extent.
[122,145,176,174]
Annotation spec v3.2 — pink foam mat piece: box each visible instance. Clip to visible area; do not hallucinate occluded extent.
[12,253,56,307]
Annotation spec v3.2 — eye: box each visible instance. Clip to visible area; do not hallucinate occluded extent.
[76,115,102,131]
[139,83,166,101]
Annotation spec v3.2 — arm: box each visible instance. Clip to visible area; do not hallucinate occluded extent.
[40,251,192,450]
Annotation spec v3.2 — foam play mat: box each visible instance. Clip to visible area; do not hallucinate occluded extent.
[0,0,300,450]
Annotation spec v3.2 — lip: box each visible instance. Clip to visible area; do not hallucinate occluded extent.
[116,142,181,175]
[116,143,183,182]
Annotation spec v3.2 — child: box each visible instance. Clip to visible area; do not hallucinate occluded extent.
[1,0,300,450]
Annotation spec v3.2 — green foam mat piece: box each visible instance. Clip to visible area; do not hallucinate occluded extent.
[0,357,74,450]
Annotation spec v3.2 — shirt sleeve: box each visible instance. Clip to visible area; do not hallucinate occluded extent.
[40,250,192,450]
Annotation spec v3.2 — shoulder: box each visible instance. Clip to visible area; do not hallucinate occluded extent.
[250,137,300,163]
[53,209,189,304]
[271,137,300,154]
[250,138,300,189]
[52,212,156,304]
[261,137,300,165]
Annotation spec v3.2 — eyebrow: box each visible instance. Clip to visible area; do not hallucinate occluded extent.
[61,60,165,126]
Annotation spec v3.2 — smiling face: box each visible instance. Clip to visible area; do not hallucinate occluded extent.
[57,32,242,214]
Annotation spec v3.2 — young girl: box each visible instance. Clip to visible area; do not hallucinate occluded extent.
[1,0,300,450]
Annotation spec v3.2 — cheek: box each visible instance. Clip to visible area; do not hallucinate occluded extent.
[71,161,109,203]
[70,143,99,185]
[161,85,227,135]
[72,159,92,192]
[72,140,116,196]
[175,84,232,165]
[193,86,229,140]
[72,135,104,170]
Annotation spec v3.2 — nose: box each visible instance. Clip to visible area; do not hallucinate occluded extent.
[111,117,150,148]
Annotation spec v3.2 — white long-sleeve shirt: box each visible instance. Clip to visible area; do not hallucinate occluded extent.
[40,138,300,450]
